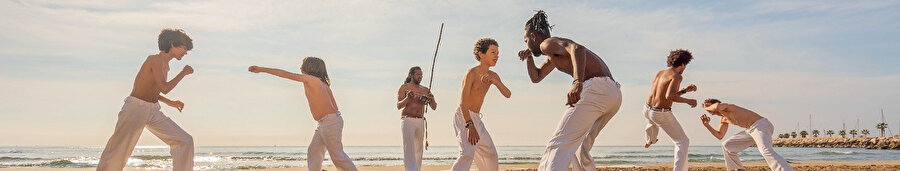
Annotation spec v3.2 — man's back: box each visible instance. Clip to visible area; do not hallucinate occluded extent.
[540,37,612,79]
[647,69,679,108]
[130,55,166,103]
[720,103,764,128]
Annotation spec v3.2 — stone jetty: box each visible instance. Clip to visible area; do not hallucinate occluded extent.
[773,137,900,149]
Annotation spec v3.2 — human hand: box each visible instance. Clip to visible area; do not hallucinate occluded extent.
[518,49,532,61]
[566,81,583,107]
[467,126,480,145]
[686,84,698,92]
[248,66,261,73]
[181,65,194,75]
[169,100,185,112]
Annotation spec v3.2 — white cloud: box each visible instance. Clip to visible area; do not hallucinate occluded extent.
[1,0,898,146]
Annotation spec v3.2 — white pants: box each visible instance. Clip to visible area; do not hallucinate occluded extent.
[401,118,425,171]
[97,96,194,171]
[539,77,622,171]
[722,118,793,171]
[451,108,498,171]
[307,113,358,171]
[643,107,689,171]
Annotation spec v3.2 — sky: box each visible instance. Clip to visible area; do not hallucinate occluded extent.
[1,0,899,147]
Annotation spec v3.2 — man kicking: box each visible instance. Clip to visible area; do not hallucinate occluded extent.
[249,57,358,171]
[642,49,698,171]
[517,10,622,171]
[700,98,794,171]
[98,28,195,171]
[397,66,437,171]
[451,38,511,171]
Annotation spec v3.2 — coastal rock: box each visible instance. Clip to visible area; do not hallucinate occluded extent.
[773,137,899,150]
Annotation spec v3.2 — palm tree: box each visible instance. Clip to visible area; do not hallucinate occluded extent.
[839,130,847,138]
[862,129,870,137]
[877,122,888,137]
[791,132,797,138]
[826,130,835,137]
[850,129,858,138]
[813,130,820,137]
[800,130,808,138]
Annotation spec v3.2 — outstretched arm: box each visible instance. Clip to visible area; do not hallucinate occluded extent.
[248,65,308,83]
[518,49,555,83]
[153,58,192,94]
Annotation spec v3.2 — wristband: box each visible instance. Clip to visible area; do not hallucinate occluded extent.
[465,121,474,128]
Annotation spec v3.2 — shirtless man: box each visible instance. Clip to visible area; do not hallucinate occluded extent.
[700,99,794,171]
[642,49,698,171]
[248,57,358,171]
[397,66,437,171]
[97,28,195,171]
[516,11,622,171]
[450,38,512,171]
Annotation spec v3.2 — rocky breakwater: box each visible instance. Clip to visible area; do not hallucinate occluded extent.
[773,137,900,149]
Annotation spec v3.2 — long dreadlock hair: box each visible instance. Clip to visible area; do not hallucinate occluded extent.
[526,10,553,36]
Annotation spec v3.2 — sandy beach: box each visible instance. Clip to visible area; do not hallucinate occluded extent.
[6,161,899,171]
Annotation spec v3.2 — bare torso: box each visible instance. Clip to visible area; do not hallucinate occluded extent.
[646,69,679,108]
[459,67,497,113]
[302,77,340,121]
[719,104,764,128]
[130,55,166,103]
[398,83,431,117]
[541,37,613,80]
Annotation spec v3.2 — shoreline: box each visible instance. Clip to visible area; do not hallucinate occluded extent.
[6,161,900,171]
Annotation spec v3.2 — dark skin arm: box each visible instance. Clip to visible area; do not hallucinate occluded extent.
[537,39,588,106]
[518,49,555,83]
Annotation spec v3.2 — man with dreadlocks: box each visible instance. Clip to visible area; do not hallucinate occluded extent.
[397,66,437,171]
[516,10,622,171]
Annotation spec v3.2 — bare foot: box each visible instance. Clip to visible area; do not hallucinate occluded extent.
[644,139,658,148]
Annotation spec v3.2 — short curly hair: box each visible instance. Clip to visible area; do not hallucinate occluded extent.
[704,98,721,105]
[667,49,693,67]
[158,28,193,53]
[473,38,498,61]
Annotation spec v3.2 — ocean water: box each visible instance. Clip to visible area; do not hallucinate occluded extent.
[1,146,898,170]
